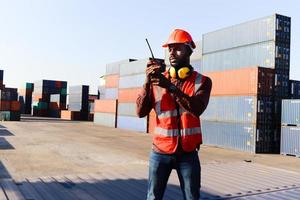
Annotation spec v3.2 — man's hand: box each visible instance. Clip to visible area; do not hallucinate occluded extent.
[150,73,172,89]
[145,60,161,83]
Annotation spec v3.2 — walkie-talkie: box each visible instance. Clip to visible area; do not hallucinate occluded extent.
[145,38,166,73]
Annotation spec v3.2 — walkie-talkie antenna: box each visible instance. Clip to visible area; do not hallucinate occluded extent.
[145,38,155,60]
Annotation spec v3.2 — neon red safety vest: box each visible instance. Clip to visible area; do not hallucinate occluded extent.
[152,71,206,154]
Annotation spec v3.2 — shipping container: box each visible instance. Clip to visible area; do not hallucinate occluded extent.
[202,41,275,73]
[190,59,202,73]
[119,73,146,89]
[117,115,147,132]
[205,66,274,96]
[281,99,300,126]
[117,102,137,116]
[98,86,105,99]
[118,88,142,103]
[201,96,273,124]
[93,100,117,113]
[105,74,119,88]
[201,120,275,153]
[202,120,256,153]
[106,59,136,75]
[0,88,18,101]
[94,112,116,128]
[119,58,164,76]
[280,126,300,157]
[202,14,290,54]
[289,80,300,99]
[103,88,118,100]
[68,85,89,112]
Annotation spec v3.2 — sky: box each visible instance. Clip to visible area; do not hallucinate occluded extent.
[0,0,299,93]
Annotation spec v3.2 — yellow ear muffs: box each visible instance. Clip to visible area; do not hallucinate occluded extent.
[169,67,190,79]
[177,67,190,79]
[169,67,177,78]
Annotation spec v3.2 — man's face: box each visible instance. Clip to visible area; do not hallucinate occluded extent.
[168,43,190,68]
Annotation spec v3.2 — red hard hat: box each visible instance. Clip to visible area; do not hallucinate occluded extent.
[162,29,196,49]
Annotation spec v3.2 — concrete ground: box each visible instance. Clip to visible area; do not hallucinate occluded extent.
[0,118,300,180]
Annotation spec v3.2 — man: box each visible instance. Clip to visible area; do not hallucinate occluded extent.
[136,29,212,200]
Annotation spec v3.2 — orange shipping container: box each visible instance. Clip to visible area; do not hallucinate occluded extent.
[105,75,119,88]
[32,94,42,102]
[10,101,21,111]
[204,66,274,96]
[61,110,72,120]
[118,88,143,103]
[94,99,117,113]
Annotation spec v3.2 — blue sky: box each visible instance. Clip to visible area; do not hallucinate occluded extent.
[0,0,299,93]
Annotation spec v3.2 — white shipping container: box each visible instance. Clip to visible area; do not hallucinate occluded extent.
[118,103,137,116]
[119,73,146,89]
[120,59,148,76]
[104,88,118,100]
[94,112,116,128]
[202,41,275,73]
[203,14,275,54]
[117,115,147,132]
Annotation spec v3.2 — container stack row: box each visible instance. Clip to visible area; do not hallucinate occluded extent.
[0,70,21,121]
[199,14,291,153]
[117,59,150,132]
[32,80,67,117]
[281,100,300,157]
[61,85,91,121]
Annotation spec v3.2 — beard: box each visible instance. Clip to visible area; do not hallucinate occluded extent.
[169,58,187,70]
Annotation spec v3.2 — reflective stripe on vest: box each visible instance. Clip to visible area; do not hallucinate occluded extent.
[155,101,185,119]
[194,73,203,93]
[154,127,201,137]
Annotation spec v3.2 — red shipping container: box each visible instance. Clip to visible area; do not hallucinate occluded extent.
[204,66,275,96]
[0,100,10,111]
[94,100,117,113]
[105,75,119,88]
[49,102,59,110]
[10,101,21,111]
[55,81,62,88]
[118,88,142,103]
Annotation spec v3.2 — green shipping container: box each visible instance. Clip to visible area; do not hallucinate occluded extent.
[0,111,10,121]
[61,88,67,95]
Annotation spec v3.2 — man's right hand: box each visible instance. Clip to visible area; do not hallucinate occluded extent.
[145,60,161,84]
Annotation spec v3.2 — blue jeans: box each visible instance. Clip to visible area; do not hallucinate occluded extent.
[147,150,201,200]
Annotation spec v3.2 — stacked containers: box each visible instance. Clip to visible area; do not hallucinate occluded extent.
[88,94,98,121]
[67,85,89,120]
[93,99,117,127]
[0,70,3,89]
[103,59,136,100]
[49,94,60,117]
[289,80,300,99]
[93,59,135,127]
[201,67,275,153]
[281,100,300,157]
[32,80,67,117]
[25,83,34,114]
[118,59,150,132]
[18,88,26,114]
[201,14,291,153]
[0,87,20,121]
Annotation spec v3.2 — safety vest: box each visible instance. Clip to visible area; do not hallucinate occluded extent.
[152,71,206,154]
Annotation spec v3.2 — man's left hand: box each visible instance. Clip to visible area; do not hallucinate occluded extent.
[150,74,172,89]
